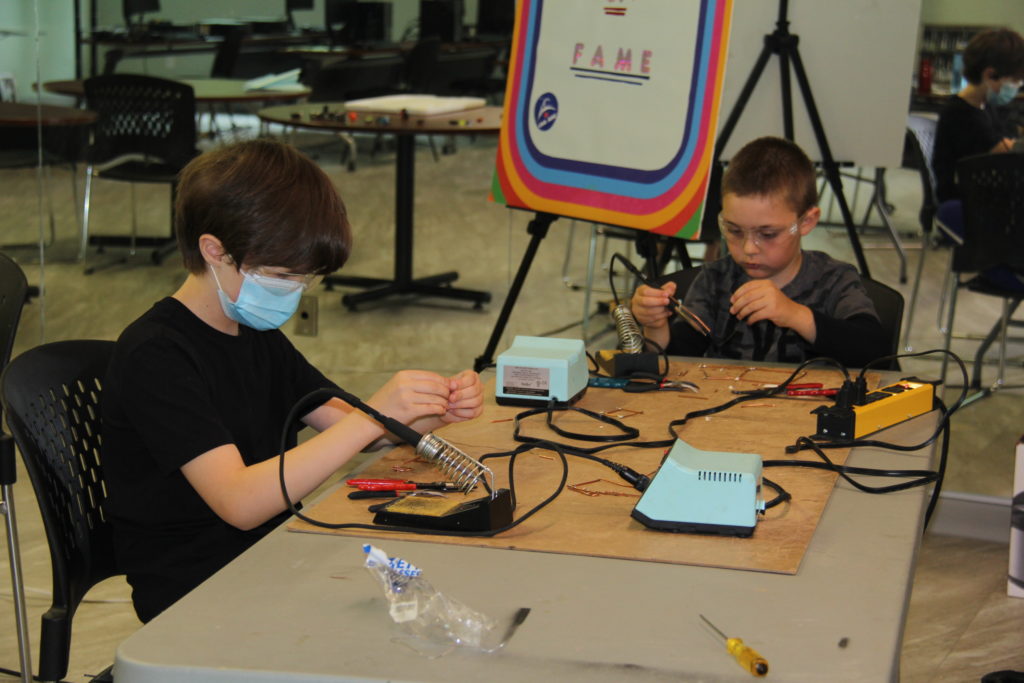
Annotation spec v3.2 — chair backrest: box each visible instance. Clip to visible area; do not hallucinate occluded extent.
[102,48,125,75]
[658,266,904,370]
[905,115,938,234]
[1,340,120,682]
[434,48,498,95]
[403,37,442,92]
[307,55,404,102]
[859,277,904,371]
[83,74,197,169]
[954,152,1024,273]
[0,253,27,372]
[209,27,245,78]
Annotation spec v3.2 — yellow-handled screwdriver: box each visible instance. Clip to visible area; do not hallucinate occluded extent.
[699,614,769,677]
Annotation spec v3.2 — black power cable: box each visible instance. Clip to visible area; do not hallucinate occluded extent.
[275,387,570,537]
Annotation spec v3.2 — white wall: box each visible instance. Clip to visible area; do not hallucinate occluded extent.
[91,0,478,43]
[0,1,76,103]
[919,0,1024,34]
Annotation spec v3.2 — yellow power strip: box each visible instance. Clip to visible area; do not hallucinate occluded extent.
[815,380,935,440]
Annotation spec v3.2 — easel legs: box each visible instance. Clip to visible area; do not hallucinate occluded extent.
[474,213,557,372]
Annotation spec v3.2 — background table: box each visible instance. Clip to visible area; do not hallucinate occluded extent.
[0,101,96,128]
[258,102,501,310]
[113,375,937,682]
[43,78,310,104]
[0,102,96,263]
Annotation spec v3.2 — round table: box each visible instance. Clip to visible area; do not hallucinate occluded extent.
[258,102,502,310]
[43,78,311,103]
[0,101,96,127]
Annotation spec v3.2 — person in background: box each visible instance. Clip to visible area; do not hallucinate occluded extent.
[933,27,1024,202]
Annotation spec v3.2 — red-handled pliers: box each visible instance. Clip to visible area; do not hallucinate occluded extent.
[346,478,460,492]
[785,383,838,397]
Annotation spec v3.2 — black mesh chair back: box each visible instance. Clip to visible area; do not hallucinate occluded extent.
[81,75,198,270]
[0,254,30,681]
[83,74,197,171]
[859,277,904,371]
[932,153,1024,386]
[954,153,1024,274]
[906,115,938,235]
[1,340,120,682]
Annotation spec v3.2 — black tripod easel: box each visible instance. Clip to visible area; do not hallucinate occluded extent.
[715,0,869,277]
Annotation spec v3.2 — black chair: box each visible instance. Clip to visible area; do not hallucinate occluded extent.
[901,115,939,351]
[940,153,1024,392]
[659,267,904,369]
[209,27,245,79]
[425,47,499,96]
[306,54,405,102]
[445,47,505,102]
[859,277,904,371]
[402,37,442,93]
[80,74,199,273]
[1,339,121,683]
[0,253,31,682]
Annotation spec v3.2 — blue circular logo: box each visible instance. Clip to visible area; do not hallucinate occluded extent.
[534,93,558,131]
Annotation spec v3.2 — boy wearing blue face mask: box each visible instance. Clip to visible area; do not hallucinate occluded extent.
[933,28,1024,202]
[102,140,485,623]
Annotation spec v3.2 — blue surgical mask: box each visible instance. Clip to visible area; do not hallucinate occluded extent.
[988,80,1021,107]
[210,266,303,331]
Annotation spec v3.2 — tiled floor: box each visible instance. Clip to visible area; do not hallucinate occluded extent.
[1,126,1022,681]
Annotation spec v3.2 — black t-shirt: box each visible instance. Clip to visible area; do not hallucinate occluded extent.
[102,297,335,622]
[933,95,1009,202]
[666,251,888,368]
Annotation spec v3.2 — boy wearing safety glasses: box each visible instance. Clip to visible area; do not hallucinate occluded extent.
[630,136,888,366]
[933,28,1024,203]
[102,140,484,623]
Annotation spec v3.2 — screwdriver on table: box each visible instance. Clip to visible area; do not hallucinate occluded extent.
[699,614,769,677]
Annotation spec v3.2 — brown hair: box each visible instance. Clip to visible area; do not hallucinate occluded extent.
[721,136,817,215]
[962,28,1024,84]
[175,139,352,274]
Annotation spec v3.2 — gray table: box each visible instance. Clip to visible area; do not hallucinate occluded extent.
[114,411,936,682]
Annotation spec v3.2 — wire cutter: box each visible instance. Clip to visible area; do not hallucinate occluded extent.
[624,378,700,393]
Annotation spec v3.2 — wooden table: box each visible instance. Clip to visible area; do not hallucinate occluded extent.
[258,102,501,310]
[0,101,96,127]
[42,78,310,104]
[113,363,939,682]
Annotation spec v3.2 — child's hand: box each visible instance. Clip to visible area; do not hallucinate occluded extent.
[440,370,484,423]
[630,282,676,349]
[630,282,676,328]
[730,280,803,327]
[367,370,451,425]
[730,280,816,341]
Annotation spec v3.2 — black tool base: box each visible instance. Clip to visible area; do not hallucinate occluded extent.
[331,271,491,311]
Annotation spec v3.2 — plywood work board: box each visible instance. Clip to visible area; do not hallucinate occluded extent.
[289,361,879,575]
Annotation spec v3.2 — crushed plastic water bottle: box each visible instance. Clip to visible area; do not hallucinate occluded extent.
[362,544,529,657]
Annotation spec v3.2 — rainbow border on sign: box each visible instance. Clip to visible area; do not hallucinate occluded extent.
[492,0,732,238]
